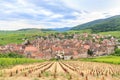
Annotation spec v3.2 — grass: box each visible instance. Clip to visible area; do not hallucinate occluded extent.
[0,70,3,77]
[67,29,92,34]
[0,31,56,45]
[33,78,39,80]
[0,29,92,45]
[43,71,51,77]
[65,73,71,80]
[99,31,120,39]
[0,30,120,45]
[79,56,120,64]
[0,58,45,68]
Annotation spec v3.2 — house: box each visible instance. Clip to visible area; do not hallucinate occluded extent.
[30,53,44,59]
[24,45,39,58]
[64,56,73,60]
[118,46,120,49]
[0,46,2,50]
[83,44,90,50]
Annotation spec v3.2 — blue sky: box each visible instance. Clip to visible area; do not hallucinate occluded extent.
[0,0,120,30]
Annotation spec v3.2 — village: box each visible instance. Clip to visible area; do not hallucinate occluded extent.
[0,33,117,60]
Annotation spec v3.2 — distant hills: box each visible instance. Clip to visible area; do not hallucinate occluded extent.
[0,27,71,33]
[71,15,120,33]
[0,28,55,34]
[17,27,72,32]
[50,27,72,32]
[18,28,54,32]
[0,28,55,33]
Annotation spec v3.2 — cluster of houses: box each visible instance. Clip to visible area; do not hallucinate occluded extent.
[0,33,117,60]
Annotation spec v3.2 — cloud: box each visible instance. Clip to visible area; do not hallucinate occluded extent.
[60,0,120,12]
[0,0,120,30]
[0,20,41,30]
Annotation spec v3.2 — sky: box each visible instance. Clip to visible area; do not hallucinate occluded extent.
[0,0,120,30]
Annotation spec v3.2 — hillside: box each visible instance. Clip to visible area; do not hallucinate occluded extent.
[17,28,54,32]
[0,29,56,45]
[50,27,72,32]
[71,19,105,30]
[99,31,120,39]
[71,15,120,32]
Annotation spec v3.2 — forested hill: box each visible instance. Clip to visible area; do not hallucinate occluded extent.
[71,15,120,33]
[17,28,55,32]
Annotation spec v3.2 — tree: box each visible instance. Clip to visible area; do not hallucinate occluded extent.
[112,49,120,56]
[87,49,93,56]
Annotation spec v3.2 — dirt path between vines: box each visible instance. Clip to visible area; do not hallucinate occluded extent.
[0,61,120,80]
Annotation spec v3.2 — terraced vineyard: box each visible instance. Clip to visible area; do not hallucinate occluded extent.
[0,61,120,80]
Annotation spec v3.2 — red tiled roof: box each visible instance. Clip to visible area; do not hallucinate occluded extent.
[83,45,90,50]
[73,51,78,55]
[52,47,63,51]
[25,45,38,52]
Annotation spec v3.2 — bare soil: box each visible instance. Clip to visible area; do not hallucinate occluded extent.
[0,61,120,80]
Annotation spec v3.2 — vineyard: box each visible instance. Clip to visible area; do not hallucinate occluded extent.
[0,58,45,68]
[0,61,120,80]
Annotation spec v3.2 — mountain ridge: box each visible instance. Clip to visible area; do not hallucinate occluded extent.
[71,15,120,32]
[50,27,72,32]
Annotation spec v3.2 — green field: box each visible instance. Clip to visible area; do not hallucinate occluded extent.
[67,29,92,34]
[99,31,120,39]
[0,30,92,45]
[0,30,120,45]
[79,56,120,64]
[0,58,45,68]
[0,31,56,45]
